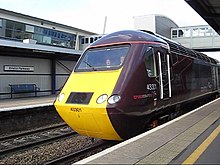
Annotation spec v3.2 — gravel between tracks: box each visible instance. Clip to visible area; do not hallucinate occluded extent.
[0,135,100,164]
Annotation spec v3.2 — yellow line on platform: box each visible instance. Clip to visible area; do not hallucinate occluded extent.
[182,125,220,164]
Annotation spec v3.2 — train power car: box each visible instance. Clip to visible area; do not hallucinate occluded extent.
[54,30,220,141]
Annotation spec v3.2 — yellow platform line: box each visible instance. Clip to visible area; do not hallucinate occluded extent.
[182,125,220,164]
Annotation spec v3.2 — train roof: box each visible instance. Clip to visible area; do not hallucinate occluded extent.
[165,38,219,64]
[90,30,168,46]
[166,39,219,64]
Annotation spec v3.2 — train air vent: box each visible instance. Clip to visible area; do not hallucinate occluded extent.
[66,92,93,104]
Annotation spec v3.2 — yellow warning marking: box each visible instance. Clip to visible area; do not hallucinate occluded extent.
[182,125,220,164]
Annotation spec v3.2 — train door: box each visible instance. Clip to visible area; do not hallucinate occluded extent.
[157,50,172,100]
[212,66,219,91]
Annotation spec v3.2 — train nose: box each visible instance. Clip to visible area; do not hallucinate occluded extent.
[54,69,123,140]
[55,92,122,140]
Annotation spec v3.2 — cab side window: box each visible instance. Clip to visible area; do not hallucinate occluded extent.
[144,47,157,77]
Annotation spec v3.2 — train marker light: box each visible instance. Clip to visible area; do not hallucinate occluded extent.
[108,95,121,104]
[57,93,65,102]
[97,94,108,104]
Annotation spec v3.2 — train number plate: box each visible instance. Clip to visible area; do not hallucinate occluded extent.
[70,107,82,112]
[147,84,157,90]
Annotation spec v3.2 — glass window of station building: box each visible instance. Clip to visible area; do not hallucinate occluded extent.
[0,18,76,48]
[171,26,218,38]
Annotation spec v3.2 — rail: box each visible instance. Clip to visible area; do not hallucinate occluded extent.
[0,123,75,156]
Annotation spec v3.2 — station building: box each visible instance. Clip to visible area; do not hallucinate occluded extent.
[171,25,220,49]
[0,8,96,99]
[133,14,178,39]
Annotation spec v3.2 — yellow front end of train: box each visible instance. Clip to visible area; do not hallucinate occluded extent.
[54,70,122,140]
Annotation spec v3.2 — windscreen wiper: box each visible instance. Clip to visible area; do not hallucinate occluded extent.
[83,61,97,71]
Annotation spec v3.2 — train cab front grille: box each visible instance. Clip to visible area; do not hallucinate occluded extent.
[66,92,93,104]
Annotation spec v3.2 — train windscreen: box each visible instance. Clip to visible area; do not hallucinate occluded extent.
[75,45,129,72]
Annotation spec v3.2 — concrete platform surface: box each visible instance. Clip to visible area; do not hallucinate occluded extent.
[0,95,57,111]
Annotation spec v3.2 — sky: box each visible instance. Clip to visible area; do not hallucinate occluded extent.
[0,0,208,34]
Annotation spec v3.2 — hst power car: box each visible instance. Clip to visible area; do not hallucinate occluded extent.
[54,30,220,140]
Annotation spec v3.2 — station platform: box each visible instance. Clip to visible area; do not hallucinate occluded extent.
[0,95,57,112]
[0,95,62,135]
[76,98,220,164]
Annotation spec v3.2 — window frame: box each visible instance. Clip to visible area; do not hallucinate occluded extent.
[144,47,157,77]
[74,44,130,72]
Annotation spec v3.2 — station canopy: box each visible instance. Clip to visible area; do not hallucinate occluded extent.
[185,0,220,35]
[0,38,81,60]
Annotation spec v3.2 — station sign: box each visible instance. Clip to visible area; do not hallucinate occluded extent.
[4,65,34,72]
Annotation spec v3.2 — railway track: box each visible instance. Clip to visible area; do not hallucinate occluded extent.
[0,122,76,157]
[45,140,117,164]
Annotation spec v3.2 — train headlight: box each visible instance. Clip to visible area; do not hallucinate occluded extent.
[57,93,65,102]
[97,94,108,104]
[108,95,121,104]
